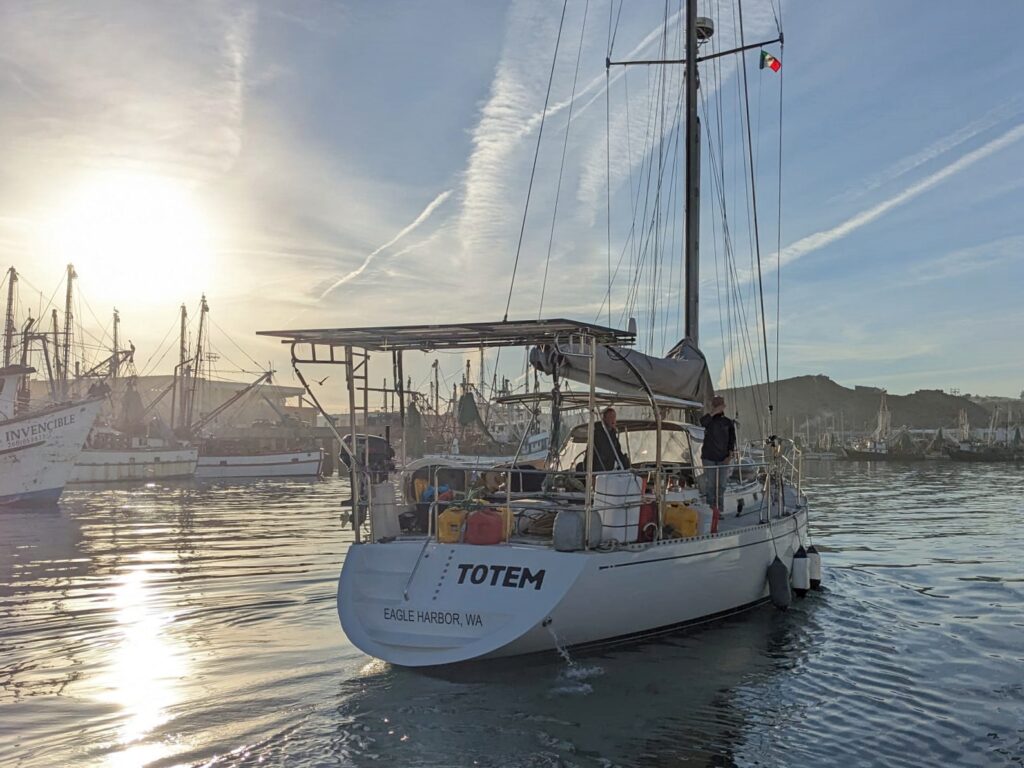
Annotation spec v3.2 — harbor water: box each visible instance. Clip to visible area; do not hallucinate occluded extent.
[1,463,1022,767]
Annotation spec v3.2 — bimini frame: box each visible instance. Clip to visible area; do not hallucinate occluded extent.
[258,318,642,545]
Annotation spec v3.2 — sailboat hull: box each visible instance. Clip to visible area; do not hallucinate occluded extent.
[338,507,808,667]
[0,399,103,506]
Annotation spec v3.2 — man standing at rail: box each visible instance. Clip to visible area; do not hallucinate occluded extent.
[700,395,736,523]
[594,407,630,471]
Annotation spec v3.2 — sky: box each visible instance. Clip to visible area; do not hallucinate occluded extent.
[1,0,1022,409]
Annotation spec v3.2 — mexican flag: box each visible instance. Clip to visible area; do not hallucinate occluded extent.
[760,51,781,72]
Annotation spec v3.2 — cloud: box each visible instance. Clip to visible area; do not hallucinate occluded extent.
[775,121,1024,270]
[318,189,452,300]
[0,3,256,190]
[836,99,1024,202]
[903,235,1024,286]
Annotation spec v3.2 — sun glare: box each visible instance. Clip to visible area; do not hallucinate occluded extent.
[48,171,215,304]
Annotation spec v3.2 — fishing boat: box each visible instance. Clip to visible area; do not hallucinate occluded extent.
[194,448,324,478]
[948,405,1022,462]
[0,365,102,505]
[68,308,200,483]
[69,431,199,483]
[260,1,816,666]
[173,296,323,479]
[1,267,103,503]
[842,392,924,461]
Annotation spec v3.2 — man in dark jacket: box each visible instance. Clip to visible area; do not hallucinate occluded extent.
[699,395,736,513]
[594,407,630,471]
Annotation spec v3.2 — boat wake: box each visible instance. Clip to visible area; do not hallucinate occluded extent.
[546,625,605,696]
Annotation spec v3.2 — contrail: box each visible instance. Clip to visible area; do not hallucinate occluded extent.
[777,122,1024,269]
[319,189,452,300]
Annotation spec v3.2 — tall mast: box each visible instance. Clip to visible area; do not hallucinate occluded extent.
[433,359,439,414]
[175,303,189,432]
[683,0,702,346]
[3,267,16,367]
[62,264,76,395]
[179,303,189,371]
[110,308,120,380]
[51,308,62,401]
[608,9,781,350]
[186,294,208,431]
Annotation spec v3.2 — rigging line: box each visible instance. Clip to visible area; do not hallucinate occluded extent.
[19,273,63,323]
[622,68,660,325]
[607,0,623,57]
[701,76,730,380]
[502,0,569,323]
[774,37,785,414]
[621,67,661,327]
[706,108,762,418]
[702,85,763,417]
[139,314,180,374]
[656,58,683,352]
[731,3,762,388]
[767,0,781,35]
[638,51,674,337]
[647,0,672,354]
[663,85,683,349]
[737,0,774,428]
[210,317,263,370]
[539,0,590,319]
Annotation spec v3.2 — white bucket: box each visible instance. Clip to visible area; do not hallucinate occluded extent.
[594,472,642,543]
[697,505,714,536]
[370,482,401,540]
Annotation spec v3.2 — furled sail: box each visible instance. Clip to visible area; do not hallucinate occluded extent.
[529,339,713,406]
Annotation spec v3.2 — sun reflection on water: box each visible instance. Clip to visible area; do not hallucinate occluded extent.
[99,564,187,767]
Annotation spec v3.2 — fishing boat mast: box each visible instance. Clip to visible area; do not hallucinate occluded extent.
[3,267,16,367]
[61,264,75,398]
[185,294,209,433]
[172,303,189,433]
[110,308,119,380]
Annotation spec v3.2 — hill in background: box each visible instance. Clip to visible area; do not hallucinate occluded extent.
[720,375,1016,440]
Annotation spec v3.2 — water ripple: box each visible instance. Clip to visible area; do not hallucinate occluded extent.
[0,465,1022,766]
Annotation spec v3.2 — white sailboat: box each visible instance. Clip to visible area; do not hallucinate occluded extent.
[260,1,814,666]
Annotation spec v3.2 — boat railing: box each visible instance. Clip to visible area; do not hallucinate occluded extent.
[382,450,801,549]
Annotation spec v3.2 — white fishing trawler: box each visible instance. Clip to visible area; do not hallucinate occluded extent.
[69,437,199,483]
[174,296,324,479]
[194,449,324,478]
[0,365,102,506]
[260,1,819,666]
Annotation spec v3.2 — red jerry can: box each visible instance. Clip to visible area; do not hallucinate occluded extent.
[638,502,658,542]
[464,508,506,545]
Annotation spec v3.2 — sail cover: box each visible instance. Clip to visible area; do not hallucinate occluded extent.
[529,338,714,406]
